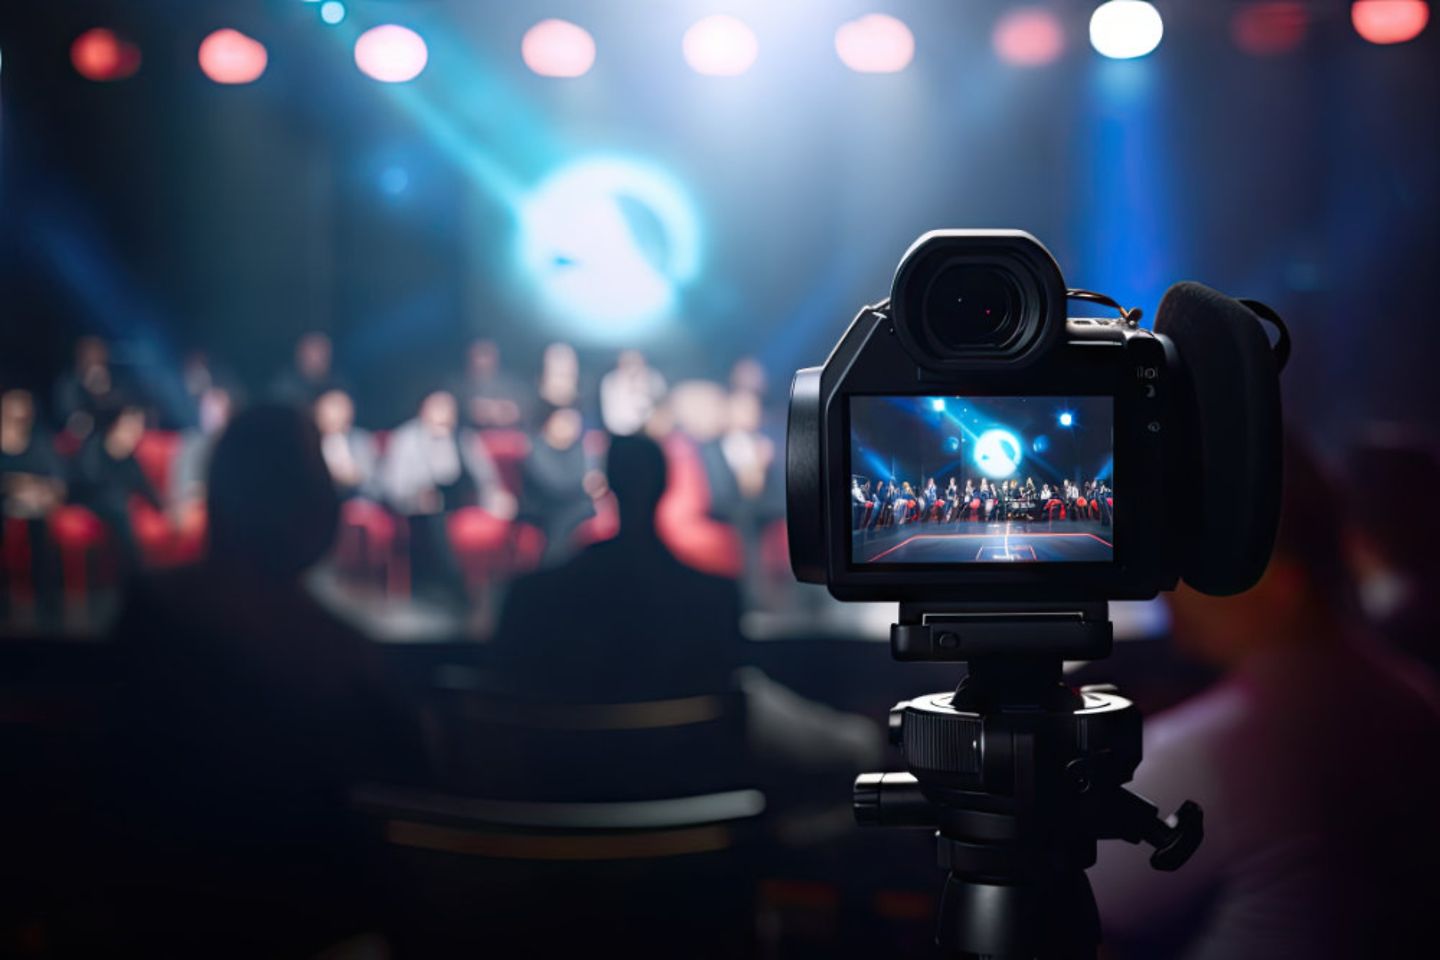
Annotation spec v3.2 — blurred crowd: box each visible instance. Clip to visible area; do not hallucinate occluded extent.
[1,332,787,629]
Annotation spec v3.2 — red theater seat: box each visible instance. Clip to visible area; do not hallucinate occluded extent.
[574,492,619,548]
[134,429,182,502]
[447,507,543,588]
[338,498,406,596]
[3,517,34,604]
[478,429,531,497]
[129,497,175,567]
[48,505,110,602]
[655,433,743,579]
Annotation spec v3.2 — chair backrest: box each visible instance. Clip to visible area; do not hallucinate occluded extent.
[446,687,753,804]
[134,430,181,501]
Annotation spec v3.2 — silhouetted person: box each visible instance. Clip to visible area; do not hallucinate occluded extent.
[1090,434,1440,959]
[496,433,879,762]
[497,432,738,701]
[100,405,423,956]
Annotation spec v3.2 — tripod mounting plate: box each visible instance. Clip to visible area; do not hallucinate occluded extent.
[890,602,1113,663]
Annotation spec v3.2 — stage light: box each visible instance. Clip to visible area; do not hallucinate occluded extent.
[1059,411,1074,427]
[834,14,915,74]
[71,28,142,82]
[1232,2,1308,56]
[518,157,702,339]
[1352,1,1429,44]
[1032,435,1051,454]
[993,7,1066,67]
[974,429,1022,480]
[931,398,946,412]
[683,15,758,76]
[198,29,268,85]
[522,19,596,78]
[946,436,961,453]
[320,1,346,26]
[1089,1,1164,60]
[355,25,428,83]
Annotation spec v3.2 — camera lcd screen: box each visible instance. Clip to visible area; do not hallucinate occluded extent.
[848,396,1114,564]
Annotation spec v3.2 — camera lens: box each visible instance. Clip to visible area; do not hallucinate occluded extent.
[922,265,1021,352]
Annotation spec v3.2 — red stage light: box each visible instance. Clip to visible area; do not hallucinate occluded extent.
[354,24,429,83]
[993,7,1066,68]
[1232,3,1309,56]
[1352,0,1430,44]
[71,28,141,82]
[198,29,268,85]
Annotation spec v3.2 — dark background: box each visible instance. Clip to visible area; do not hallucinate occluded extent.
[1,1,1437,431]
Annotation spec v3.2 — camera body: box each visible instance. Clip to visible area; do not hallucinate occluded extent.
[788,230,1283,604]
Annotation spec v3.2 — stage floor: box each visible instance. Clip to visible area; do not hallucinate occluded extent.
[853,520,1113,563]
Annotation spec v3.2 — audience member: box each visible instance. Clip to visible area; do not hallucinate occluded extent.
[100,404,425,955]
[53,335,124,441]
[519,405,598,564]
[537,340,580,409]
[314,388,379,501]
[72,405,160,570]
[600,349,666,436]
[457,338,526,429]
[1090,434,1440,959]
[272,331,345,407]
[170,384,232,509]
[382,390,515,602]
[1,388,65,605]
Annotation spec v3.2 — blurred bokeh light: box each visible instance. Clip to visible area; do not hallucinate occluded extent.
[354,24,428,83]
[521,19,597,78]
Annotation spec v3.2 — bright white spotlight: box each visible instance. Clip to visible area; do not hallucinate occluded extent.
[974,429,1022,479]
[355,25,428,83]
[1089,1,1164,60]
[518,157,702,339]
[522,19,596,78]
[683,15,758,76]
[835,14,915,74]
[198,29,267,85]
[320,1,346,26]
[931,398,946,412]
[1059,411,1074,427]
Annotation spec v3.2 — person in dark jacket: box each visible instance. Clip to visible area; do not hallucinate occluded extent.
[100,404,425,956]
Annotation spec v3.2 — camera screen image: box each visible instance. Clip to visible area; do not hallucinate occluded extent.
[848,396,1114,564]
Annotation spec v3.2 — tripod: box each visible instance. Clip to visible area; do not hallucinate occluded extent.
[855,603,1203,960]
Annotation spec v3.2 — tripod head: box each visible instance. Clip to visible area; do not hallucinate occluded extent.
[854,604,1203,959]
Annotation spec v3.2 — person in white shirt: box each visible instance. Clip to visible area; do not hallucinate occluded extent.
[600,350,666,437]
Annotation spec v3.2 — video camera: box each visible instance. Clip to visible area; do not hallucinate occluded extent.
[785,231,1289,959]
[788,229,1286,610]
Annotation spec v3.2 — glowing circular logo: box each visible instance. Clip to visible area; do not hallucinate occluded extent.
[518,157,702,340]
[974,429,1022,479]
